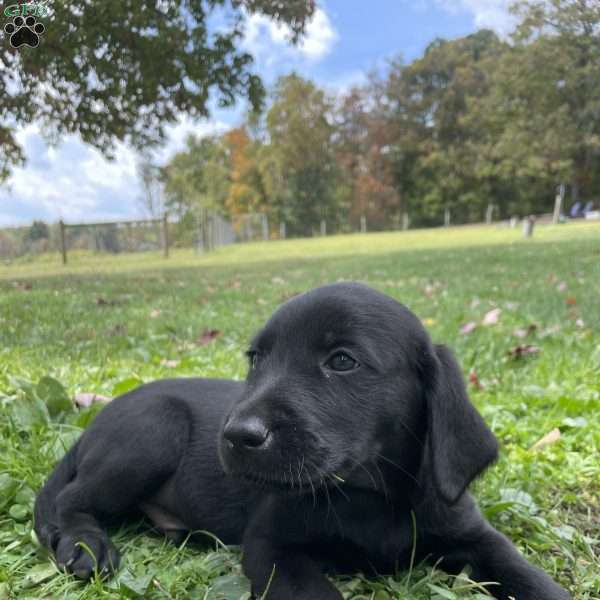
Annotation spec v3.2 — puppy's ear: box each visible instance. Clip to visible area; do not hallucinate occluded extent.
[419,344,498,504]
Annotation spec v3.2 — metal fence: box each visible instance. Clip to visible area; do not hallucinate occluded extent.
[0,207,577,262]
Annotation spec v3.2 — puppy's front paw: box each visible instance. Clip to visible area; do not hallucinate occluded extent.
[55,530,120,579]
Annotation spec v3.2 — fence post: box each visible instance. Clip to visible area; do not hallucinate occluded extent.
[402,212,410,231]
[59,220,67,265]
[279,222,286,239]
[162,212,169,258]
[360,215,367,233]
[523,215,536,238]
[444,207,451,227]
[320,220,327,236]
[262,214,269,241]
[485,203,494,225]
[553,183,565,224]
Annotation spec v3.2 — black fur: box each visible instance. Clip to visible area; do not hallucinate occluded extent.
[34,283,571,599]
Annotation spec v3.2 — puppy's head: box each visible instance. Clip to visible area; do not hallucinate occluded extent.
[219,282,497,503]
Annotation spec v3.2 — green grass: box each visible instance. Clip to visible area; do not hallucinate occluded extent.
[1,222,599,599]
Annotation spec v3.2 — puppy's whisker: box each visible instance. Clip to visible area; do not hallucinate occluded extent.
[371,459,390,504]
[395,419,424,447]
[327,474,350,502]
[321,471,344,535]
[375,452,421,487]
[304,459,318,508]
[348,457,378,490]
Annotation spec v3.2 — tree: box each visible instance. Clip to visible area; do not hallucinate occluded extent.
[382,31,507,225]
[162,135,229,217]
[223,127,265,216]
[0,0,316,182]
[335,82,401,230]
[507,0,600,203]
[261,74,338,235]
[27,220,49,242]
[137,159,165,218]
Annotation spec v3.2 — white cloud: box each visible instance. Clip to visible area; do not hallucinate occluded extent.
[435,0,515,35]
[0,117,231,226]
[243,7,338,65]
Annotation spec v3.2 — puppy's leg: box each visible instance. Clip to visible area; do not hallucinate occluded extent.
[243,536,342,600]
[425,497,571,600]
[49,395,190,579]
[241,497,343,600]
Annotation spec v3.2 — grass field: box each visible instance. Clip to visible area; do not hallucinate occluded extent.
[0,222,599,599]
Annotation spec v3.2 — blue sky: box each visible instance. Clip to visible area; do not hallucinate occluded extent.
[0,0,513,226]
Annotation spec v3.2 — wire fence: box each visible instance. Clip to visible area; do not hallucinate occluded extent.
[1,206,585,263]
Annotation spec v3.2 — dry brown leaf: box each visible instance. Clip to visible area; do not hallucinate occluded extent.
[460,321,477,335]
[160,359,180,368]
[469,371,485,390]
[198,329,221,346]
[74,393,112,408]
[507,344,541,360]
[482,308,502,326]
[530,428,561,451]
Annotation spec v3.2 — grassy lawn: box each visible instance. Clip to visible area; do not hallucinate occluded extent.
[0,222,598,599]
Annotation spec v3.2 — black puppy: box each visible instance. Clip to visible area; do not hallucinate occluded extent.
[35,283,571,599]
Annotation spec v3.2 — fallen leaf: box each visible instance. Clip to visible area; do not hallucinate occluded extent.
[565,297,577,306]
[469,371,485,390]
[74,393,112,408]
[160,359,180,368]
[507,344,541,360]
[107,324,127,337]
[199,329,221,345]
[482,308,502,326]
[460,321,477,335]
[96,297,119,306]
[513,324,538,338]
[530,428,561,451]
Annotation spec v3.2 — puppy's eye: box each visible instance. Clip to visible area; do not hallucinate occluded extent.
[326,352,358,372]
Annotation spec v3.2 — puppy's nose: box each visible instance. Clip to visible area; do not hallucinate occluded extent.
[223,417,270,449]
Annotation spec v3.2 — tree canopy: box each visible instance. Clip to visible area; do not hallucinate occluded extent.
[0,0,316,180]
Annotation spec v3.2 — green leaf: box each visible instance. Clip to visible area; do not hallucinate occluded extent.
[561,417,587,428]
[426,583,458,599]
[117,571,154,598]
[206,573,251,600]
[9,504,29,521]
[0,474,18,510]
[36,376,73,417]
[482,501,515,518]
[22,564,57,588]
[500,489,538,514]
[9,394,49,430]
[112,377,143,397]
